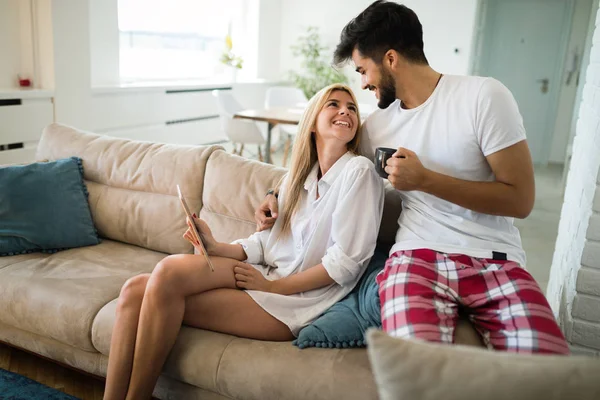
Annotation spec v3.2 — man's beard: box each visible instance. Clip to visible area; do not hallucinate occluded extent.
[377,68,397,109]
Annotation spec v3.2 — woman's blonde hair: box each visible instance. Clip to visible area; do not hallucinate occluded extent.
[278,83,361,236]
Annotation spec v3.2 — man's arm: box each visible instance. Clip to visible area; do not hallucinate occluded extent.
[385,140,535,218]
[254,191,279,231]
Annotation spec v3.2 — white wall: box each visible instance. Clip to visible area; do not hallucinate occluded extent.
[89,0,120,87]
[547,2,600,355]
[277,0,479,106]
[256,0,282,80]
[52,0,93,130]
[0,0,23,88]
[549,0,596,163]
[34,0,55,90]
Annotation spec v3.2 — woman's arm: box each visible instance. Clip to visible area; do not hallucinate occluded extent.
[185,217,248,261]
[320,161,385,286]
[187,181,283,264]
[234,262,334,295]
[208,242,248,260]
[270,264,334,295]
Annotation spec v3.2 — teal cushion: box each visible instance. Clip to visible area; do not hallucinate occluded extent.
[293,244,388,349]
[0,157,100,256]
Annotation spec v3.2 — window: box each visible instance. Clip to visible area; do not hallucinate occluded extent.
[118,0,251,82]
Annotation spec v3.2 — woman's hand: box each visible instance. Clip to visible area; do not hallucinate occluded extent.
[234,262,275,293]
[183,214,218,255]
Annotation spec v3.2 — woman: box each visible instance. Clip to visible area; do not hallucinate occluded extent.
[104,83,384,400]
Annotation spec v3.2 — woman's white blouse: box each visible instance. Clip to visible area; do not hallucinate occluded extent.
[233,152,384,336]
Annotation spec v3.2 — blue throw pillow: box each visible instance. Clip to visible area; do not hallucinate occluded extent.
[293,244,389,349]
[0,157,100,256]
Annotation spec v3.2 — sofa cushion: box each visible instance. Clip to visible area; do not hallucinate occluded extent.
[0,157,100,256]
[36,123,222,254]
[92,297,378,400]
[0,240,165,352]
[367,329,600,400]
[216,336,377,400]
[201,149,287,243]
[378,185,402,246]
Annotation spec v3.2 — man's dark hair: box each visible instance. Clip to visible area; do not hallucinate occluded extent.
[334,1,428,66]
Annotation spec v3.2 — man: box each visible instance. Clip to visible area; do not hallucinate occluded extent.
[255,0,568,354]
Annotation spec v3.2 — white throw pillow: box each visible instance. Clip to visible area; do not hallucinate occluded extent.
[366,329,600,400]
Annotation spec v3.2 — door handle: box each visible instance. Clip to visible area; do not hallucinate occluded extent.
[537,78,549,94]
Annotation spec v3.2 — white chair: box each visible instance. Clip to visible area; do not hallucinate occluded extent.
[265,86,308,167]
[213,90,267,162]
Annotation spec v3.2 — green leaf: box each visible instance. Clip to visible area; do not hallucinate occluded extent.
[288,26,349,99]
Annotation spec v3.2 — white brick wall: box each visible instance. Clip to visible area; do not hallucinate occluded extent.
[546,3,600,355]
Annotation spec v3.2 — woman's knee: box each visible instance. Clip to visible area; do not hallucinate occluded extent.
[117,274,149,311]
[146,255,186,297]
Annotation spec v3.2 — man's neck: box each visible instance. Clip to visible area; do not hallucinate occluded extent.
[395,65,442,109]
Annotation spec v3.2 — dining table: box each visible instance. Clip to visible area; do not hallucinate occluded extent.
[233,107,304,164]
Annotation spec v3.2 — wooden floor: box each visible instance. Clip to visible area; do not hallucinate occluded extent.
[0,342,105,399]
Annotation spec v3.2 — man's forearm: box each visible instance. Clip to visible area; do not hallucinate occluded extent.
[421,169,533,218]
[271,264,335,296]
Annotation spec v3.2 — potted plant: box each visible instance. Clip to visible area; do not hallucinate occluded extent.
[220,35,243,82]
[289,26,349,99]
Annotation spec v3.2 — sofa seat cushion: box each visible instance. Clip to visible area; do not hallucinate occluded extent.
[93,299,378,400]
[0,240,165,352]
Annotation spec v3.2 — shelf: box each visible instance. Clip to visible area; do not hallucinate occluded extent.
[0,89,54,100]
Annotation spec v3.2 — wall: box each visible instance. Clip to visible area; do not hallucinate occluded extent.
[256,0,282,80]
[89,0,120,87]
[546,2,600,355]
[277,0,479,106]
[0,0,23,88]
[52,0,93,130]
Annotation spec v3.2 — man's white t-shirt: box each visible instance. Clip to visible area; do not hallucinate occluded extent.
[361,75,527,266]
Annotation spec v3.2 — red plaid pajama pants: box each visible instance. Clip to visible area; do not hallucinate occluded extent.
[376,249,569,354]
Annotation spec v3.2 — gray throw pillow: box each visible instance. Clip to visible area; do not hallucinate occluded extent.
[366,329,600,400]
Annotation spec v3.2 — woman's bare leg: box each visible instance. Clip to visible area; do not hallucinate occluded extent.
[183,288,294,341]
[125,255,241,400]
[103,274,150,400]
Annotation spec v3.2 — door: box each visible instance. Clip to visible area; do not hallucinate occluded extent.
[478,0,572,164]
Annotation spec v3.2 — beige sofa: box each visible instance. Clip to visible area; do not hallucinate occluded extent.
[0,123,482,399]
